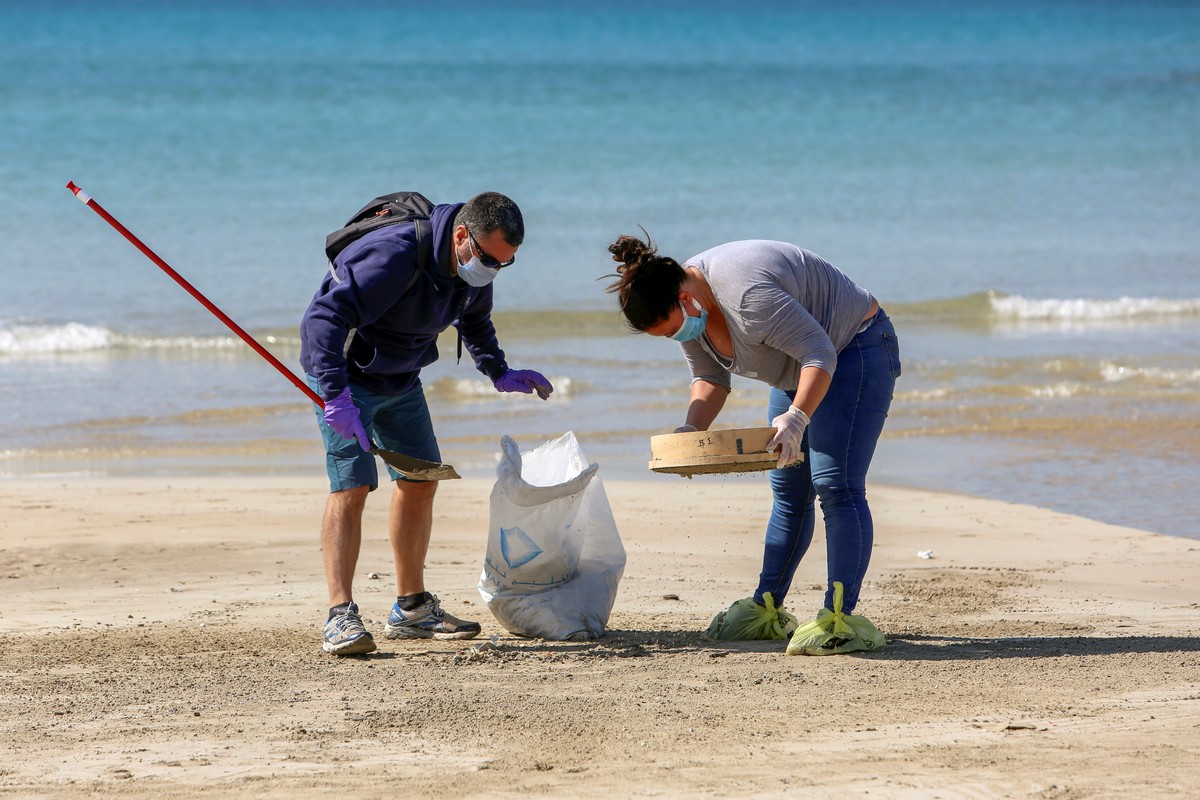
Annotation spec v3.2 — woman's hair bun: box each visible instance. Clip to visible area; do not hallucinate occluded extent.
[608,233,654,267]
[603,229,686,330]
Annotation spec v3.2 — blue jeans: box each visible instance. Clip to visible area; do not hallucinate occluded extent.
[754,309,901,613]
[306,375,441,492]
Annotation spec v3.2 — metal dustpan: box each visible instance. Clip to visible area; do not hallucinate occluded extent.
[371,447,460,481]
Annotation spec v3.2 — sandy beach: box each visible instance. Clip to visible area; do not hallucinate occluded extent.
[1,474,1197,799]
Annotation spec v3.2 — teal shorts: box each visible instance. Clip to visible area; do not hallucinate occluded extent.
[307,375,441,492]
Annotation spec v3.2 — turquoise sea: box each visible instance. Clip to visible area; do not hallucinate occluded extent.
[2,1,1198,537]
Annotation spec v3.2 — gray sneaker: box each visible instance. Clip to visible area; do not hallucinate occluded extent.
[322,602,377,655]
[383,594,481,641]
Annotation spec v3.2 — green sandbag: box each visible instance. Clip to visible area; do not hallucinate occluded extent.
[786,581,886,655]
[703,592,799,641]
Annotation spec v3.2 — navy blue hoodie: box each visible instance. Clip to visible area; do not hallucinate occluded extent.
[300,202,508,400]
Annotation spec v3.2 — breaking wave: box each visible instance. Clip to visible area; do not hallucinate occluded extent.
[4,291,1197,357]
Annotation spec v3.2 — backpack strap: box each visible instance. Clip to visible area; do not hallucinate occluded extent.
[328,216,434,293]
[408,218,432,293]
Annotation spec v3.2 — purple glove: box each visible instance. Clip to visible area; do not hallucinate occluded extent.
[323,387,371,452]
[494,369,553,400]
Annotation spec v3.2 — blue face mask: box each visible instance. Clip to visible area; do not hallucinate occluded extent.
[457,254,500,287]
[670,298,708,342]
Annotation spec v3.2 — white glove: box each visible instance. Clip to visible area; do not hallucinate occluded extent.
[768,405,809,468]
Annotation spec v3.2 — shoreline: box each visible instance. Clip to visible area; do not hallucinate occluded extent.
[4,433,1197,543]
[2,475,1198,797]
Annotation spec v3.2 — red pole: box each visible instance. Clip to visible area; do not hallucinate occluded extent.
[65,181,326,408]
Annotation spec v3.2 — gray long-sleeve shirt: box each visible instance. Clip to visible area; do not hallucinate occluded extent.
[682,240,874,392]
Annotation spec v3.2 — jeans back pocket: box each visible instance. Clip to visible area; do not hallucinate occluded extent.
[881,331,902,378]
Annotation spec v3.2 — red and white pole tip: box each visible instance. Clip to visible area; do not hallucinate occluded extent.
[66,181,92,205]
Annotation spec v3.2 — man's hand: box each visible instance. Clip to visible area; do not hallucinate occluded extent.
[768,405,809,468]
[323,387,372,452]
[494,369,553,400]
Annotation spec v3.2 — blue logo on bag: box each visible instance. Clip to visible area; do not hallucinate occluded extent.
[499,526,543,569]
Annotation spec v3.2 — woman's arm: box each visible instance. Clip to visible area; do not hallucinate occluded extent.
[768,364,832,467]
[792,364,831,417]
[681,379,730,431]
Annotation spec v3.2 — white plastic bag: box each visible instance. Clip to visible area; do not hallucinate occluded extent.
[478,432,625,640]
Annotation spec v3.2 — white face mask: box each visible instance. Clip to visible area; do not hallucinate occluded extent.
[456,254,500,287]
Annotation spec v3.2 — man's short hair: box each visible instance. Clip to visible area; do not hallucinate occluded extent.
[455,192,524,247]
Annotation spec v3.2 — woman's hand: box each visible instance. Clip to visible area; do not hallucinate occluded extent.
[768,405,809,468]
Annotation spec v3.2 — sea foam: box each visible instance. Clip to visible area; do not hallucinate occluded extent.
[0,322,113,354]
[989,294,1200,321]
[0,321,278,356]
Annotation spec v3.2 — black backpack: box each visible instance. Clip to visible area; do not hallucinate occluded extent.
[324,192,436,284]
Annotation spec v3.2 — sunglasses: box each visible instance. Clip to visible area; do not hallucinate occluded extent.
[468,229,517,270]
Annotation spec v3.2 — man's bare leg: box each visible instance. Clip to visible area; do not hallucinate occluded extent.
[320,485,376,655]
[382,479,478,640]
[389,479,437,596]
[323,485,370,606]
